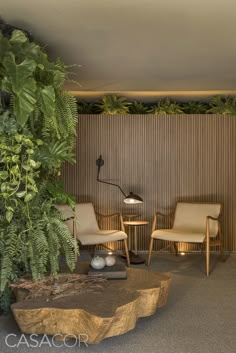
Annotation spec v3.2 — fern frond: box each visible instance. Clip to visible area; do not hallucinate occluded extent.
[0,224,19,291]
[51,217,78,272]
[55,90,77,144]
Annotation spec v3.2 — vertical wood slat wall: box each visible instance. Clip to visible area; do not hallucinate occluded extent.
[62,114,236,252]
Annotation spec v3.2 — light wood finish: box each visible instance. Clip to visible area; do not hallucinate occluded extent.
[122,215,139,248]
[147,202,223,276]
[124,238,130,267]
[147,211,173,266]
[123,221,149,255]
[123,221,149,226]
[62,114,236,252]
[96,212,130,267]
[11,269,171,344]
[122,214,139,220]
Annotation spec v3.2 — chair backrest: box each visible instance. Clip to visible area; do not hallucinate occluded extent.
[74,203,99,234]
[173,202,222,236]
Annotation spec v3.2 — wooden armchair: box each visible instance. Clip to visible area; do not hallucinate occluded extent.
[147,202,223,276]
[56,203,130,266]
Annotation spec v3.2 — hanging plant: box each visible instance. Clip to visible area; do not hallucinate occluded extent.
[95,95,131,114]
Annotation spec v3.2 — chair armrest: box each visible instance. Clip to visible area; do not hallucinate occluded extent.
[64,216,75,221]
[152,211,174,232]
[206,215,222,245]
[207,215,220,221]
[96,212,120,218]
[96,212,125,232]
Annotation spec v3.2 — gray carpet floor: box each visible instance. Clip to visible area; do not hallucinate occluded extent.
[0,252,235,353]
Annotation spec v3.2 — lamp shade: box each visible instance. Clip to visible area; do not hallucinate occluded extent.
[123,192,143,204]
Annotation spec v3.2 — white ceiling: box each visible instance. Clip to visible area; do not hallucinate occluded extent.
[1,0,236,97]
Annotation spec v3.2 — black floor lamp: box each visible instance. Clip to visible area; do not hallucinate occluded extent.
[96,155,143,204]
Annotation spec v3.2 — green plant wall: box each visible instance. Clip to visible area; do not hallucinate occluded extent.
[0,25,78,312]
[77,94,236,115]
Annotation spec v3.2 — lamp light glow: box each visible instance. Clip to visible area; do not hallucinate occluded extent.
[124,192,143,204]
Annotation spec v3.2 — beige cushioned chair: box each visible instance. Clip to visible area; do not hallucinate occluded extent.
[56,203,130,266]
[147,202,223,276]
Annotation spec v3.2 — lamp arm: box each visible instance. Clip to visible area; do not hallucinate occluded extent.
[96,175,127,197]
[96,155,127,197]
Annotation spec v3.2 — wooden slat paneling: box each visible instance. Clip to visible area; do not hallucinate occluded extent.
[62,114,236,252]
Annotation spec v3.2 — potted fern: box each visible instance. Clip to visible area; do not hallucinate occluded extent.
[0,24,78,312]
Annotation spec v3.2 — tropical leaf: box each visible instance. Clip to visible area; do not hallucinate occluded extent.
[77,101,94,114]
[13,79,37,126]
[38,85,55,118]
[182,101,208,114]
[207,96,236,115]
[9,30,28,44]
[129,101,149,114]
[35,140,75,169]
[96,95,131,115]
[148,99,184,115]
[2,52,36,93]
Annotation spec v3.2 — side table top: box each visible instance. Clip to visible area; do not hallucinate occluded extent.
[122,214,139,219]
[123,221,149,226]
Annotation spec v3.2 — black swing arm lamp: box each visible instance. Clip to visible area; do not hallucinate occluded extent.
[96,155,143,204]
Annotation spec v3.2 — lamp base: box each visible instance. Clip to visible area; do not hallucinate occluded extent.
[120,250,145,265]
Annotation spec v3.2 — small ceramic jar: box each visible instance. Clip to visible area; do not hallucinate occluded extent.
[90,256,106,270]
[105,255,116,267]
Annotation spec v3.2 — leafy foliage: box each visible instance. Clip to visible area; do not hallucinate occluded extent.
[0,28,78,312]
[129,101,149,114]
[76,95,236,115]
[77,101,95,114]
[0,30,77,145]
[148,99,184,114]
[182,101,208,114]
[207,96,236,115]
[35,140,75,171]
[0,188,78,292]
[46,181,76,209]
[96,95,131,114]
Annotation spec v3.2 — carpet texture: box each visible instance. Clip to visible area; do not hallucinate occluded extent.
[0,252,235,353]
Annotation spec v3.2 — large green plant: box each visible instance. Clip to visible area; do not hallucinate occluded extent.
[96,95,131,114]
[148,99,184,114]
[0,28,78,312]
[77,95,236,115]
[207,96,236,115]
[0,30,77,142]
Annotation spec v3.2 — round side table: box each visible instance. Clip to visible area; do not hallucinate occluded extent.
[123,221,149,264]
[122,214,139,221]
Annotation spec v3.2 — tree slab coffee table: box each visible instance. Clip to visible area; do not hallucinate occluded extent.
[11,268,171,344]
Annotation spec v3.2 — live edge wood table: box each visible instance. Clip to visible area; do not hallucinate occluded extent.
[11,268,171,345]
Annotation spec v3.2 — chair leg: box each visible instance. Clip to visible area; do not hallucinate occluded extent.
[147,238,154,266]
[173,242,178,256]
[219,225,224,261]
[124,239,130,267]
[200,243,204,255]
[220,242,224,261]
[206,239,210,276]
